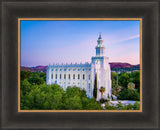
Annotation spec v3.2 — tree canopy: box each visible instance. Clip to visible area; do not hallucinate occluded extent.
[111,71,140,100]
[20,71,140,110]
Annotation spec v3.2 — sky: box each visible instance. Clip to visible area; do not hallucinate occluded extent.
[21,20,140,67]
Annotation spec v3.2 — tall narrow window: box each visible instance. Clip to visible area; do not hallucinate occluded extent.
[55,74,57,79]
[68,74,70,79]
[89,83,91,93]
[83,74,85,80]
[64,74,66,79]
[78,74,80,79]
[60,74,61,79]
[89,74,90,80]
[51,74,53,79]
[73,74,75,79]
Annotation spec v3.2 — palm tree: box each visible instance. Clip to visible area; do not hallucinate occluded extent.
[99,86,105,102]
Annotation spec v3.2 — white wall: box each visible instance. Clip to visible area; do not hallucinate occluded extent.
[46,64,92,98]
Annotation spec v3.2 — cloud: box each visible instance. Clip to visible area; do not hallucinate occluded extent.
[122,34,140,42]
[105,34,140,45]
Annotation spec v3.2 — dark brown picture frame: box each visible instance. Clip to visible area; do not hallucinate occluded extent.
[1,0,159,129]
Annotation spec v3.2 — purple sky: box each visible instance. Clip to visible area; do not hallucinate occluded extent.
[21,20,140,67]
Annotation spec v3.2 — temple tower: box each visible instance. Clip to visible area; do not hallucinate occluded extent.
[91,34,112,101]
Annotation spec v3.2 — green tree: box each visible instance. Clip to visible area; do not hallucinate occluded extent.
[28,77,44,85]
[105,101,116,110]
[116,102,124,110]
[21,71,32,80]
[118,72,131,89]
[118,88,140,101]
[65,86,82,98]
[132,101,140,110]
[127,103,133,110]
[85,98,103,110]
[81,89,87,99]
[39,72,46,81]
[93,74,97,98]
[81,97,90,109]
[131,71,140,92]
[20,71,139,110]
[20,79,32,95]
[63,95,82,110]
[111,72,117,87]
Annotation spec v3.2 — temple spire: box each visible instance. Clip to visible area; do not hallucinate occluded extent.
[97,33,103,45]
[96,33,105,56]
[98,32,102,39]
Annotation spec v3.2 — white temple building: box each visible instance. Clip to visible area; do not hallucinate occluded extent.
[46,34,112,101]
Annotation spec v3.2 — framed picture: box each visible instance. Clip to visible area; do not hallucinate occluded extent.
[1,0,159,129]
[19,18,142,112]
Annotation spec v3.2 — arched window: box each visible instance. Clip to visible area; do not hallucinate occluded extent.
[83,74,85,80]
[73,74,75,79]
[55,74,57,79]
[68,74,70,79]
[64,74,66,79]
[78,74,80,79]
[51,74,53,79]
[89,74,90,80]
[60,74,61,79]
[89,83,91,93]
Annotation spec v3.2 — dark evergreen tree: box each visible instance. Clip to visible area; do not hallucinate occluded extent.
[93,73,97,98]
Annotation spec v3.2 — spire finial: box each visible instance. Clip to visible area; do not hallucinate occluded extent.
[98,32,102,39]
